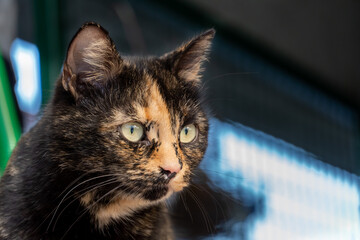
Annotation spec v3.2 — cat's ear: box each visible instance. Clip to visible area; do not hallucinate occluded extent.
[162,29,215,85]
[61,22,122,99]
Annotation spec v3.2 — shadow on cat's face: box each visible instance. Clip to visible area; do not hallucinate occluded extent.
[50,23,214,226]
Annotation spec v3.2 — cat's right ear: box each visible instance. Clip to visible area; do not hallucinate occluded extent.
[61,22,122,100]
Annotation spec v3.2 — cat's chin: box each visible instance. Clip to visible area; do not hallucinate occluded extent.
[142,171,188,200]
[141,186,174,203]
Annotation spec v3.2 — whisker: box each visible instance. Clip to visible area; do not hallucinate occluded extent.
[46,173,124,232]
[186,188,214,235]
[61,176,123,203]
[32,172,95,235]
[60,186,121,240]
[179,192,193,223]
[192,170,245,205]
[191,183,227,221]
[56,171,94,199]
[52,178,121,232]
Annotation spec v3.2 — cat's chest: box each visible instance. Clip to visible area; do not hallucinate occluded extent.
[44,207,164,240]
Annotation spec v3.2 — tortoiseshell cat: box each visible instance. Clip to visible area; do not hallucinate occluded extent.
[0,23,214,239]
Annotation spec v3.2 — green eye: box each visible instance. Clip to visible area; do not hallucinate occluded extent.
[121,122,144,142]
[180,124,197,143]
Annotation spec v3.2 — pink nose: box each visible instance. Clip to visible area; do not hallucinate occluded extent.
[160,162,182,179]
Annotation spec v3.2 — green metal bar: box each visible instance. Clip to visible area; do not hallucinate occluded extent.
[33,0,63,105]
[0,53,21,176]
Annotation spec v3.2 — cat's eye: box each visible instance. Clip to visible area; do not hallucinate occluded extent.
[121,122,144,142]
[180,124,197,143]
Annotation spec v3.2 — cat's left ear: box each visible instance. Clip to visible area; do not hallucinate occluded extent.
[162,29,215,85]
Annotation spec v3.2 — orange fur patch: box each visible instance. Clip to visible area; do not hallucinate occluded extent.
[136,76,180,169]
[93,193,172,228]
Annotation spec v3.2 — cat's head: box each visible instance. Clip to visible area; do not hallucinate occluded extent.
[53,22,214,226]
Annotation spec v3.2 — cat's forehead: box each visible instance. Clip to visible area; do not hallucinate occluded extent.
[100,56,203,134]
[138,76,178,138]
[118,58,195,106]
[111,70,177,131]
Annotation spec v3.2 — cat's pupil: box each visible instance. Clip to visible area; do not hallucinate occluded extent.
[185,128,189,135]
[130,126,135,134]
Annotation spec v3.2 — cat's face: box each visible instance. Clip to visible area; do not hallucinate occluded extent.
[54,23,214,226]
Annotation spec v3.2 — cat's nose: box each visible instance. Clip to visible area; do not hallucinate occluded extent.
[160,162,182,180]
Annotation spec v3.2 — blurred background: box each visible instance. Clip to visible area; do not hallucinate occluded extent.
[0,0,359,239]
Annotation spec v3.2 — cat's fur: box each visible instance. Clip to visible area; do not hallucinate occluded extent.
[0,22,214,239]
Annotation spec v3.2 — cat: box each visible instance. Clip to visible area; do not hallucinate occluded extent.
[0,22,215,239]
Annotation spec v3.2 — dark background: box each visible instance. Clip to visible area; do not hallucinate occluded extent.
[3,0,358,174]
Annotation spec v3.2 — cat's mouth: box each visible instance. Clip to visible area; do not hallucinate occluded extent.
[142,168,189,201]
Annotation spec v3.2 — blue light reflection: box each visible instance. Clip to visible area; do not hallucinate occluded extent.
[200,119,360,240]
[10,38,41,115]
